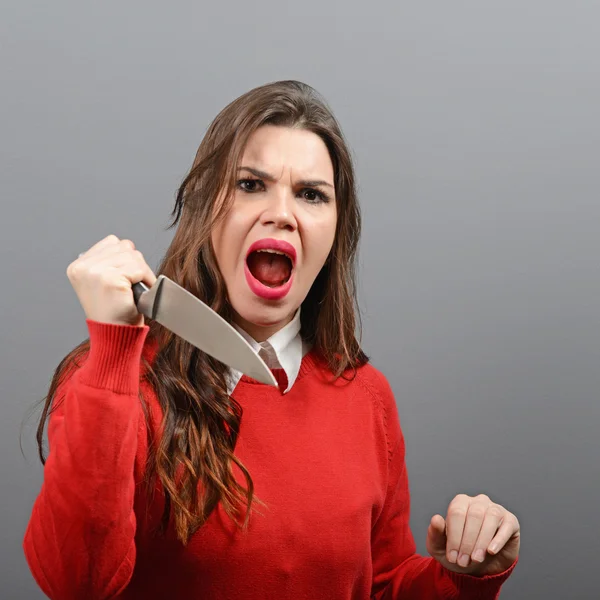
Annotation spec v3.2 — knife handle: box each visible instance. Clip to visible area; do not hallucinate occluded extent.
[132,281,149,306]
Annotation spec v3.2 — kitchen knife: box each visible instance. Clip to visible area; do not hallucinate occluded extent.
[132,275,277,387]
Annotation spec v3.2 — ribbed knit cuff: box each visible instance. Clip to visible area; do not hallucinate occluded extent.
[77,319,150,395]
[442,557,518,598]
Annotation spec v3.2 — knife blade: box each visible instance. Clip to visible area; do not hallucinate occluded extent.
[132,275,277,387]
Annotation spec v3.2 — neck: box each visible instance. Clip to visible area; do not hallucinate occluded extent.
[232,312,295,342]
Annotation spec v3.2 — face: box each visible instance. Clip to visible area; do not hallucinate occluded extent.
[211,125,337,342]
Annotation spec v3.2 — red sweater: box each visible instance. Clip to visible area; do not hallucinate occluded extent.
[24,320,516,599]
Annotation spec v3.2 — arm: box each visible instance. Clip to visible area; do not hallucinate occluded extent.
[370,373,517,600]
[23,320,149,600]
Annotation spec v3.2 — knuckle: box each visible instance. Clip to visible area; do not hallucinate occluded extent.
[467,507,486,520]
[488,505,504,519]
[67,262,81,278]
[476,493,490,502]
[447,506,467,519]
[448,494,468,509]
[505,512,519,529]
[121,239,135,250]
[115,279,132,292]
[106,234,120,243]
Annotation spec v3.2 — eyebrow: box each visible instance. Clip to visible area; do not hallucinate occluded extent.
[237,166,334,189]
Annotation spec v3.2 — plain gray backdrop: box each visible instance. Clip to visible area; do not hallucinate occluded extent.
[2,1,599,598]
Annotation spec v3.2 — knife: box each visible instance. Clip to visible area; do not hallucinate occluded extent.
[132,275,277,387]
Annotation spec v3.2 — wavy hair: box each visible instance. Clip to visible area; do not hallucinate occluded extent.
[35,80,367,545]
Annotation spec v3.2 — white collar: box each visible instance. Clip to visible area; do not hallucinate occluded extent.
[227,308,307,394]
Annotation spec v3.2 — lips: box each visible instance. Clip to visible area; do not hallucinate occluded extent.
[246,238,297,265]
[244,238,297,300]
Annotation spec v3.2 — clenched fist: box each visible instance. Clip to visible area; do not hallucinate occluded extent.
[66,234,157,327]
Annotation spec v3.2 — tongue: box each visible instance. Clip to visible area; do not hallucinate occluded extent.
[247,252,291,287]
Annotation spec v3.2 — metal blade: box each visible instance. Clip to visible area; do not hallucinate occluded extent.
[136,275,277,387]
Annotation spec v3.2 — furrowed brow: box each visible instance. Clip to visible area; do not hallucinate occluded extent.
[296,179,334,189]
[238,167,334,189]
[237,166,276,181]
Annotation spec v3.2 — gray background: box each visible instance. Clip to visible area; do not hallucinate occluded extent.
[2,0,598,598]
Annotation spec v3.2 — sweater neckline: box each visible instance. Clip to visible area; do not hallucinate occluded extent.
[143,336,325,388]
[239,347,323,386]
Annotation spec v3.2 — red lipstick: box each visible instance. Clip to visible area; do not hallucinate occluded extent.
[246,238,296,264]
[244,238,296,301]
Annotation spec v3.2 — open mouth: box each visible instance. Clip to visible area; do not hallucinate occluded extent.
[244,239,297,300]
[246,249,294,288]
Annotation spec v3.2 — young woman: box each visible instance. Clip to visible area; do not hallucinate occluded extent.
[24,80,520,599]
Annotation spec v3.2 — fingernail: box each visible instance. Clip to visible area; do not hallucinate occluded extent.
[448,550,458,563]
[458,554,470,567]
[472,549,485,562]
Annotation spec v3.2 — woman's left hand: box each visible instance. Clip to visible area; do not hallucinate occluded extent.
[426,493,520,577]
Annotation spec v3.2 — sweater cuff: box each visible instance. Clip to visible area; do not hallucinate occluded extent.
[77,319,150,395]
[442,557,518,598]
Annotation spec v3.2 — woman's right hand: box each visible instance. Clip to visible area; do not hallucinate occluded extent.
[66,234,157,327]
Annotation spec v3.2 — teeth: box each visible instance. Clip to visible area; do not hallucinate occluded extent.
[257,249,284,255]
[256,249,291,259]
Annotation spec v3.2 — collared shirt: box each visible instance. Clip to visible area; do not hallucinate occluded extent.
[227,308,310,394]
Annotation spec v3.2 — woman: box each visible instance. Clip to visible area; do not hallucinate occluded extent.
[24,80,520,599]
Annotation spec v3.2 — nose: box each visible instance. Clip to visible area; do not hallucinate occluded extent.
[259,189,297,232]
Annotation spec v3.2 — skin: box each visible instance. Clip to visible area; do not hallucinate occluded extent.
[209,126,520,577]
[66,107,521,578]
[70,241,521,578]
[211,124,338,342]
[427,493,521,576]
[68,236,156,327]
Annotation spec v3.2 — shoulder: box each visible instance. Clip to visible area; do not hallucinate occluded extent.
[309,353,400,427]
[351,362,405,458]
[351,362,397,412]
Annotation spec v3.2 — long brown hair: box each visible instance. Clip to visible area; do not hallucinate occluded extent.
[35,80,367,545]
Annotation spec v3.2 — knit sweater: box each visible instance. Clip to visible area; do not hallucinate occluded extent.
[23,320,517,599]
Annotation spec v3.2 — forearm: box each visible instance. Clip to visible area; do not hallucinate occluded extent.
[378,554,518,600]
[23,321,148,600]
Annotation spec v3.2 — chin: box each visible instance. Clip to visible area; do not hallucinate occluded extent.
[230,290,298,332]
[236,304,291,328]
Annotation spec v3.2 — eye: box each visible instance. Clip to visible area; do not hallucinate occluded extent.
[299,188,330,204]
[237,178,265,193]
